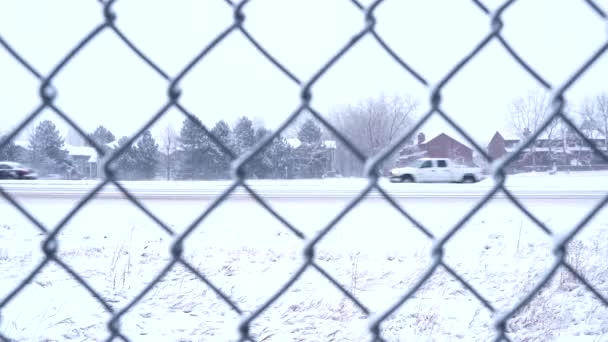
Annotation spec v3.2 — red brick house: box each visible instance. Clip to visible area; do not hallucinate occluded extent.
[397,132,475,166]
[487,131,507,161]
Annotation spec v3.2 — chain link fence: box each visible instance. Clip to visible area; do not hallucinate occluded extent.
[1,0,608,341]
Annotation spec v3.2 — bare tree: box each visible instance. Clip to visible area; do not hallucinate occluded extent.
[597,93,608,144]
[328,93,419,176]
[160,123,177,180]
[580,92,608,150]
[507,89,553,138]
[506,89,558,167]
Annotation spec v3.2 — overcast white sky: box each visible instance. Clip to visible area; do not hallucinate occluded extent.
[1,0,607,148]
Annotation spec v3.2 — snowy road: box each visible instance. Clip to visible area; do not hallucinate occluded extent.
[1,171,607,200]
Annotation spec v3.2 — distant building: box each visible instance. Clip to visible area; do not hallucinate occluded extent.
[487,131,507,161]
[397,132,475,166]
[64,144,98,179]
[486,129,608,171]
[13,139,118,179]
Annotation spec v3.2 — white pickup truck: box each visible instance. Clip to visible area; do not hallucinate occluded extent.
[388,158,485,183]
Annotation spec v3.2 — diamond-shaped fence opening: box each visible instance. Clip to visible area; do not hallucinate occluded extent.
[1,0,608,341]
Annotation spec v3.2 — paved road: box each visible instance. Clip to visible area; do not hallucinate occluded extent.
[0,178,606,200]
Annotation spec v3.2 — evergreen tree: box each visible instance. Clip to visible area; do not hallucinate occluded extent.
[0,135,19,161]
[135,130,160,180]
[255,127,271,144]
[267,134,294,179]
[294,119,329,178]
[297,119,322,144]
[209,120,234,179]
[232,116,258,178]
[177,116,212,180]
[28,120,69,175]
[113,136,139,180]
[233,116,256,155]
[250,127,274,178]
[89,125,116,146]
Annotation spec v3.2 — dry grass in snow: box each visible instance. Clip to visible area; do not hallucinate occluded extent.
[0,192,608,341]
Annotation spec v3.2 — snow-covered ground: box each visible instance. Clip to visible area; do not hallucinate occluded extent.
[1,172,608,341]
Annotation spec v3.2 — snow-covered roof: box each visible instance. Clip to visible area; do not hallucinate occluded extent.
[323,140,337,149]
[285,138,336,149]
[286,138,301,149]
[7,140,100,163]
[105,140,120,149]
[65,144,96,157]
[397,150,427,160]
[506,145,607,153]
[14,140,29,149]
[584,132,606,140]
[496,129,607,142]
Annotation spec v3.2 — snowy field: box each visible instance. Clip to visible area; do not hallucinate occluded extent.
[1,171,608,341]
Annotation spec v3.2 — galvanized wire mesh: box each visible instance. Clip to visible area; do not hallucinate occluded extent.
[1,0,608,341]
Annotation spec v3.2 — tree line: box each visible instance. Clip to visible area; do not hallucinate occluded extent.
[5,90,603,179]
[0,93,423,179]
[0,114,335,180]
[161,115,332,180]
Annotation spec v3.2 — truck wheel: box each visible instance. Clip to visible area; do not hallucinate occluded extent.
[462,175,475,183]
[401,175,414,183]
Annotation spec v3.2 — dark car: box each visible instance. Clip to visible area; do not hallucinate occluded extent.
[0,161,38,180]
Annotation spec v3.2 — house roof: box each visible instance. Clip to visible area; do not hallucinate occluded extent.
[105,140,120,149]
[64,144,100,164]
[65,144,96,157]
[424,132,473,151]
[323,140,337,149]
[505,145,608,153]
[286,138,336,149]
[14,140,29,149]
[10,140,102,163]
[499,131,607,143]
[397,150,427,161]
[489,131,504,141]
[286,138,301,149]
